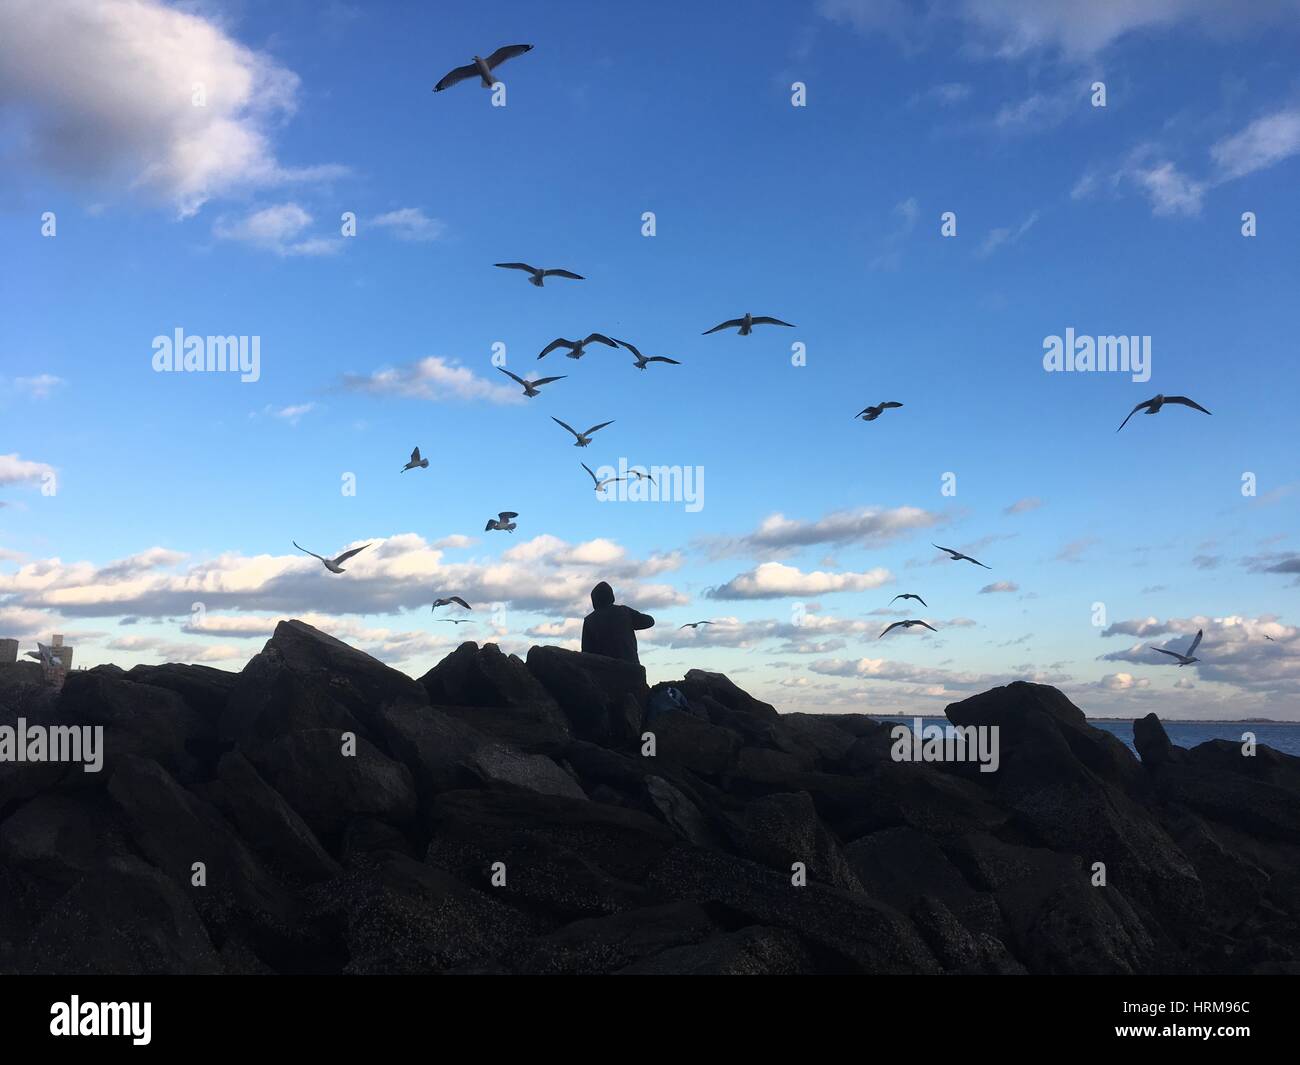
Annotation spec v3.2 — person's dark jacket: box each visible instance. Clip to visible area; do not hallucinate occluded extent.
[581,581,654,664]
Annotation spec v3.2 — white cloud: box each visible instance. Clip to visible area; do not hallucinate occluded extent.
[709,562,892,600]
[342,357,522,406]
[11,374,63,399]
[978,581,1019,594]
[978,209,1040,256]
[706,505,941,558]
[1210,107,1300,182]
[370,207,445,242]
[0,453,55,487]
[0,0,344,217]
[213,203,341,256]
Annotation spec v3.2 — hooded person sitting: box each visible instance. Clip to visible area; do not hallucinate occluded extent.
[581,581,654,664]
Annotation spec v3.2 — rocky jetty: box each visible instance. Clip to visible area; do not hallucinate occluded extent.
[1,620,1296,975]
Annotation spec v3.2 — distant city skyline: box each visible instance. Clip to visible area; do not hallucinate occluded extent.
[2,0,1298,720]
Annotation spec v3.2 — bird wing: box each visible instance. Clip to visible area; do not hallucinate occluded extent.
[552,417,580,439]
[497,367,525,386]
[584,333,618,348]
[485,44,533,69]
[918,621,938,632]
[1187,629,1203,656]
[647,356,680,365]
[614,338,642,359]
[410,447,421,463]
[879,622,904,638]
[1116,399,1153,432]
[751,316,795,327]
[484,519,497,531]
[434,63,480,91]
[1166,396,1212,416]
[543,269,584,280]
[881,402,903,409]
[1152,647,1184,659]
[531,375,566,386]
[538,338,574,359]
[581,462,599,485]
[499,512,518,521]
[334,544,371,564]
[932,544,953,554]
[584,420,614,436]
[915,595,928,607]
[292,540,327,563]
[494,262,536,273]
[703,318,743,334]
[450,596,471,610]
[854,408,870,419]
[965,555,991,569]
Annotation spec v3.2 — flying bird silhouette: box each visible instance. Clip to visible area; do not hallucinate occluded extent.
[1264,634,1276,642]
[434,44,533,92]
[401,447,429,472]
[855,402,903,421]
[485,512,518,533]
[1117,394,1212,432]
[703,313,795,336]
[679,621,713,629]
[891,593,928,607]
[879,619,938,638]
[293,541,370,574]
[933,544,991,569]
[553,417,614,447]
[582,462,623,492]
[1152,629,1203,666]
[443,619,473,625]
[537,334,618,360]
[494,263,584,287]
[615,339,680,370]
[432,596,471,611]
[628,467,656,485]
[497,367,565,397]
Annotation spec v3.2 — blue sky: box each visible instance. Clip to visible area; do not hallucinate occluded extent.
[2,0,1298,718]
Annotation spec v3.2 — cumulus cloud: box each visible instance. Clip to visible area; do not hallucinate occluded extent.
[1102,616,1170,638]
[979,581,1019,594]
[1100,672,1149,691]
[704,505,941,559]
[342,357,521,406]
[0,0,344,216]
[708,562,892,600]
[0,453,55,487]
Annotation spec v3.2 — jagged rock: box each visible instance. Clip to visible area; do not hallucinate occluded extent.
[502,902,718,974]
[648,709,741,778]
[526,645,646,746]
[126,662,238,719]
[909,894,1024,974]
[0,701,72,808]
[246,729,418,837]
[221,620,427,748]
[0,793,131,899]
[619,925,820,974]
[725,791,862,893]
[468,744,587,800]
[1133,713,1186,766]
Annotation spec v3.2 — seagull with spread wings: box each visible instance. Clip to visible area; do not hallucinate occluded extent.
[434,44,533,92]
[1152,629,1203,666]
[879,619,938,638]
[553,417,614,447]
[494,263,584,287]
[1117,394,1212,432]
[679,621,713,630]
[401,447,429,472]
[933,544,991,569]
[432,596,472,612]
[891,593,928,607]
[293,541,371,574]
[855,402,903,421]
[616,339,681,370]
[703,312,795,336]
[485,512,518,533]
[537,334,619,360]
[497,367,565,397]
[582,462,624,492]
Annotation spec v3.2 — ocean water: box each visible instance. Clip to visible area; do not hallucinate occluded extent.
[1089,720,1300,758]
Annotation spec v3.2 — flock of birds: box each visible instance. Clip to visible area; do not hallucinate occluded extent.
[286,40,1232,674]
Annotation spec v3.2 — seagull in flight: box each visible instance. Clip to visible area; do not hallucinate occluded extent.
[494,263,584,287]
[538,334,618,360]
[1152,629,1203,666]
[582,462,624,492]
[855,402,903,422]
[553,417,614,447]
[703,313,795,336]
[497,367,565,397]
[1263,634,1275,642]
[933,544,991,569]
[679,621,713,630]
[293,541,371,574]
[401,446,429,472]
[485,512,518,533]
[628,467,656,485]
[434,44,533,92]
[879,619,938,638]
[443,619,473,625]
[432,596,471,612]
[891,593,928,607]
[1117,394,1212,432]
[616,339,681,370]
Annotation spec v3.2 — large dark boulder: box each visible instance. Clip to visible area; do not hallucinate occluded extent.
[526,645,647,747]
[1133,713,1186,766]
[126,662,238,719]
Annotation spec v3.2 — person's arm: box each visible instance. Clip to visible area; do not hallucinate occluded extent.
[627,608,655,630]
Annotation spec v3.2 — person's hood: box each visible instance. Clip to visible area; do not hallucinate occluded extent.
[590,581,615,608]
